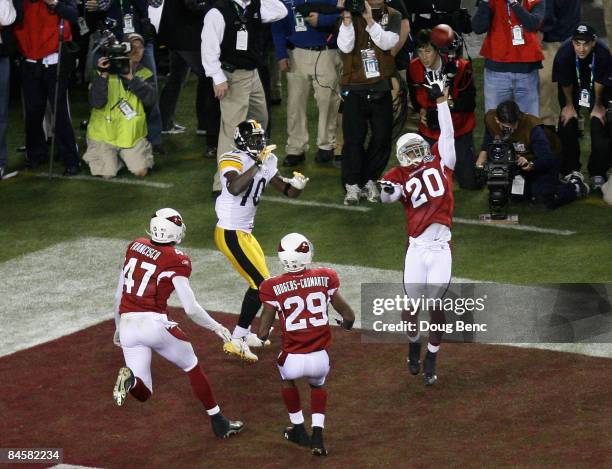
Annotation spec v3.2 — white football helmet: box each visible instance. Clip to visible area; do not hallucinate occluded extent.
[396,133,431,167]
[149,208,186,244]
[278,233,313,273]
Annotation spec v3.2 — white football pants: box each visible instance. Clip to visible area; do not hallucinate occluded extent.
[119,312,199,392]
[277,350,330,387]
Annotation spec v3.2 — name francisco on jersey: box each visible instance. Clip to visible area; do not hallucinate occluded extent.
[130,241,162,261]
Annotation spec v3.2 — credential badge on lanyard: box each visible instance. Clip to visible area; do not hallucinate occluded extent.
[361,48,380,79]
[123,14,135,34]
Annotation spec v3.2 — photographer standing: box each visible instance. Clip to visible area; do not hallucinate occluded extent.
[476,100,589,209]
[13,0,81,175]
[83,33,155,178]
[472,0,545,116]
[553,24,612,190]
[0,0,16,179]
[337,0,401,205]
[408,27,479,190]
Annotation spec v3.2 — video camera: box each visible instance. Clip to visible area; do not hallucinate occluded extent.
[411,0,473,35]
[345,0,365,13]
[485,140,518,220]
[96,19,131,75]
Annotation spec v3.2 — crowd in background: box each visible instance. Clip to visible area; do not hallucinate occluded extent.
[0,0,611,206]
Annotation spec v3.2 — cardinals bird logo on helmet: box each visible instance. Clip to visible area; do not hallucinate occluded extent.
[278,233,313,273]
[234,119,266,156]
[396,133,432,167]
[149,208,186,244]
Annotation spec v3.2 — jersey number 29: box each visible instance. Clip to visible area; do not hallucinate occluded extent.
[406,168,445,208]
[283,292,328,331]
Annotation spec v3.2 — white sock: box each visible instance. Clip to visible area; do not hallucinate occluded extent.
[206,405,220,416]
[289,411,304,425]
[312,413,325,428]
[428,343,440,354]
[232,325,250,340]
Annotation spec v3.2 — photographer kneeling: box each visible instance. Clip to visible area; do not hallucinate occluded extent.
[83,33,155,178]
[476,100,589,210]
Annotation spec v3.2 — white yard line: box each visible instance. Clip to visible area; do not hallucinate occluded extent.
[37,173,173,189]
[453,217,576,236]
[265,196,372,212]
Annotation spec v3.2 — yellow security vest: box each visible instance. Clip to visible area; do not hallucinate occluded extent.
[87,67,153,148]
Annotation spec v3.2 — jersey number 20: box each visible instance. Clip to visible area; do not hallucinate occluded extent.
[283,292,328,331]
[406,168,445,208]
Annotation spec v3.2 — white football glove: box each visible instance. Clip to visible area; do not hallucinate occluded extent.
[377,179,401,194]
[424,70,447,100]
[214,325,232,343]
[113,328,121,347]
[282,171,310,190]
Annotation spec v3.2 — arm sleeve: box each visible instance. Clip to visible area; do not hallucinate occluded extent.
[511,1,544,32]
[55,0,79,24]
[258,279,280,308]
[437,100,456,170]
[365,22,399,51]
[471,0,492,35]
[201,9,228,85]
[126,74,157,110]
[530,126,556,171]
[327,269,339,298]
[337,21,355,53]
[114,270,124,329]
[271,15,290,61]
[172,276,222,331]
[89,73,109,109]
[317,12,339,29]
[0,0,16,26]
[260,0,287,23]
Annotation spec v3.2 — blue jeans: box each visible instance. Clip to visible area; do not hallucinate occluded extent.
[484,69,540,116]
[0,57,9,168]
[141,42,162,146]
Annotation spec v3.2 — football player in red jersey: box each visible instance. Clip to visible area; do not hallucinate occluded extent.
[112,208,244,438]
[257,233,355,457]
[379,71,455,386]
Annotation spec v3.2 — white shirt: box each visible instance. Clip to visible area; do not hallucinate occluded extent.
[215,149,279,232]
[337,21,399,54]
[201,0,288,85]
[0,0,16,27]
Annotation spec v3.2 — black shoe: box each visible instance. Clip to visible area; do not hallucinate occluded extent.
[423,351,438,386]
[204,145,217,159]
[211,413,244,438]
[17,145,26,153]
[315,149,334,164]
[63,165,80,176]
[310,426,328,456]
[270,97,282,106]
[284,423,311,447]
[152,144,166,156]
[333,154,342,169]
[408,342,422,376]
[283,153,305,167]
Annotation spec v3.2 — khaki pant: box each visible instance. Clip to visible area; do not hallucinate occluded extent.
[604,0,612,42]
[539,41,562,127]
[213,69,268,191]
[83,137,154,178]
[286,48,340,155]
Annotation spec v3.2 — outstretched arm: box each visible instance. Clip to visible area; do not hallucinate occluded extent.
[379,181,402,203]
[331,291,355,330]
[270,172,307,198]
[172,276,231,341]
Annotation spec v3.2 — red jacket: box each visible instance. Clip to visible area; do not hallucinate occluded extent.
[479,0,543,63]
[408,57,476,139]
[13,2,72,60]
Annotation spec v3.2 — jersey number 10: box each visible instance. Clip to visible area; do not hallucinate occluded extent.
[406,168,445,208]
[241,179,267,206]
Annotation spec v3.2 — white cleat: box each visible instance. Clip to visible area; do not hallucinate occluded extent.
[113,366,135,406]
[223,338,258,363]
[362,180,380,203]
[245,332,271,348]
[344,184,360,205]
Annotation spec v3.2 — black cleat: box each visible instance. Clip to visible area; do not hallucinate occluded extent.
[423,351,438,386]
[310,426,328,456]
[211,413,244,438]
[283,423,311,447]
[408,342,422,375]
[283,153,305,167]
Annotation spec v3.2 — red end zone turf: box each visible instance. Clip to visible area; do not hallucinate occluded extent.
[1,309,611,468]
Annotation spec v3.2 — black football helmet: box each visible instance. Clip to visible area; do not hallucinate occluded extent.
[234,119,266,155]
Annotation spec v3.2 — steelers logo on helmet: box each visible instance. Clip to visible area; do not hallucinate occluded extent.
[396,133,432,167]
[149,208,187,244]
[278,233,313,273]
[234,119,266,156]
